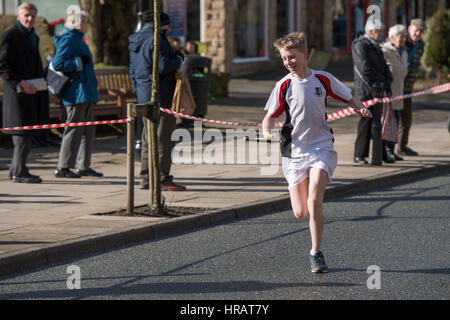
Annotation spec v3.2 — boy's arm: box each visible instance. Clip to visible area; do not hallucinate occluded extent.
[348,97,372,118]
[262,113,275,139]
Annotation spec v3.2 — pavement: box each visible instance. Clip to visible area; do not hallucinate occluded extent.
[0,63,449,277]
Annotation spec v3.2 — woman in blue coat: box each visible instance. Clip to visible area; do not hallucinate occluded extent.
[53,9,102,178]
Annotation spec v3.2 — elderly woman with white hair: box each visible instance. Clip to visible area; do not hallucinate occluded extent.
[381,24,408,161]
[52,8,103,178]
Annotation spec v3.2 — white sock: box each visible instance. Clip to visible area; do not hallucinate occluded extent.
[310,250,320,256]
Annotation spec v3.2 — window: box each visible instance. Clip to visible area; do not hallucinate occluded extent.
[276,0,302,38]
[332,0,349,51]
[233,0,268,62]
[353,0,365,36]
[277,0,289,38]
[187,0,200,41]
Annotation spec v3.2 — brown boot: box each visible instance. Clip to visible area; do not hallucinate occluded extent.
[161,181,186,191]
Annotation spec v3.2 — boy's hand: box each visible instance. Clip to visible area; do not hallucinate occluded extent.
[354,106,372,118]
[348,97,372,118]
[262,114,275,140]
[262,129,273,140]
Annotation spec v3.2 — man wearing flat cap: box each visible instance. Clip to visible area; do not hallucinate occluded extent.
[396,18,426,157]
[128,10,186,191]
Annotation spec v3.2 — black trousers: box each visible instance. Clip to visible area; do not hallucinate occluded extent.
[10,134,32,177]
[354,103,382,159]
[397,97,412,151]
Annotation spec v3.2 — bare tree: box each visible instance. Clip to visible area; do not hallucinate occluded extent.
[79,0,135,65]
[79,0,102,63]
[149,0,163,213]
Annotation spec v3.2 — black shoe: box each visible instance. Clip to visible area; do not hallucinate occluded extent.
[393,153,403,161]
[399,146,419,156]
[54,168,81,178]
[75,168,103,177]
[45,138,60,146]
[354,157,368,165]
[140,180,149,190]
[384,148,396,164]
[10,171,40,180]
[11,174,42,183]
[32,136,48,147]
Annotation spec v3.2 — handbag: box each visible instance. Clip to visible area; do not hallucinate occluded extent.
[44,55,78,99]
[171,71,196,116]
[381,92,398,143]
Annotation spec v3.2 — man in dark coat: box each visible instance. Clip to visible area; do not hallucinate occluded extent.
[352,18,392,165]
[0,2,49,183]
[128,10,185,191]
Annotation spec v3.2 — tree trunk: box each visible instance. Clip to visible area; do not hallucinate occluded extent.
[150,0,163,213]
[79,0,103,63]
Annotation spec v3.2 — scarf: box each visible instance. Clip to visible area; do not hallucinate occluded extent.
[16,20,37,48]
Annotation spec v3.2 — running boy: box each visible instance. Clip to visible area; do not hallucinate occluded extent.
[262,32,372,273]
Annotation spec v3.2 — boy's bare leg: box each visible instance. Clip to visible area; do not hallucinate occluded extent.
[289,178,309,220]
[307,167,329,252]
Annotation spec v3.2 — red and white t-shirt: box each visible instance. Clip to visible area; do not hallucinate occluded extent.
[265,70,352,158]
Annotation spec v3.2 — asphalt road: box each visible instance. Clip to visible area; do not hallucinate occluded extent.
[0,174,449,302]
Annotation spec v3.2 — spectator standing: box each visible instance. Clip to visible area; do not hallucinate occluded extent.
[53,9,103,178]
[396,19,426,157]
[184,40,197,55]
[128,10,186,191]
[169,37,184,57]
[0,2,49,183]
[352,19,393,165]
[381,24,408,162]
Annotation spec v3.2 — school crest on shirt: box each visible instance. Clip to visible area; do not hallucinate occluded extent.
[314,87,323,97]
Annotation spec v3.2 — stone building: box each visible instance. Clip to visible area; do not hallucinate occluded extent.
[0,0,447,75]
[161,0,447,75]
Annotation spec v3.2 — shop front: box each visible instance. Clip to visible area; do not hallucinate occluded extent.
[332,0,392,54]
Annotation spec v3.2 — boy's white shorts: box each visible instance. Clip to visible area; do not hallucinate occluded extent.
[282,150,337,189]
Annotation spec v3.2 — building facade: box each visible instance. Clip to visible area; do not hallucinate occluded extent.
[161,0,446,75]
[0,0,447,75]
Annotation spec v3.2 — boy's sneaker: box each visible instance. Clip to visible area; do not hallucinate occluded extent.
[309,251,328,273]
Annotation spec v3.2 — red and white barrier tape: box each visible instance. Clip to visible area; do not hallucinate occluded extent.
[0,83,448,131]
[326,82,450,121]
[159,108,264,127]
[0,118,131,131]
[164,82,450,125]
